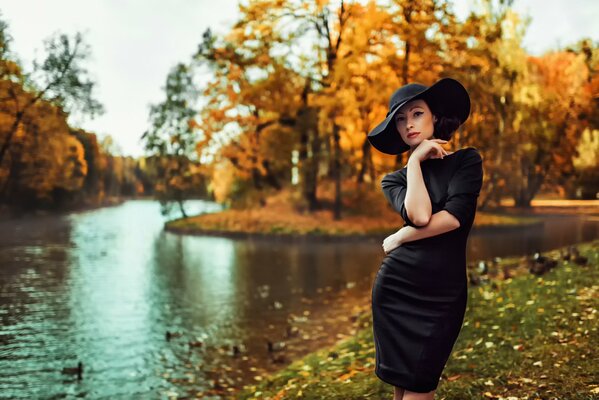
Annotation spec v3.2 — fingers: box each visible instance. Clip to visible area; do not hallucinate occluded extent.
[435,141,449,154]
[417,139,450,161]
[428,145,448,159]
[436,143,449,158]
[424,139,449,158]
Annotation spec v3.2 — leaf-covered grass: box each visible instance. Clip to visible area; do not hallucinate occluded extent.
[234,239,599,400]
[166,207,535,237]
[165,184,539,237]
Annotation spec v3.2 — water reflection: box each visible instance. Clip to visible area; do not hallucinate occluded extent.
[155,234,239,327]
[67,207,155,397]
[468,215,598,261]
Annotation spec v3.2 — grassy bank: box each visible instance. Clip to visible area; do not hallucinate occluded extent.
[234,239,598,400]
[165,186,539,238]
[165,208,536,238]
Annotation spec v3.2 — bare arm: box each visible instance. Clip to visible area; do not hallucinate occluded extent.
[403,158,432,226]
[383,147,483,255]
[399,210,459,244]
[383,210,458,254]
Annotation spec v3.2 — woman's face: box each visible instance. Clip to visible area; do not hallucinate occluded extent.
[394,99,437,149]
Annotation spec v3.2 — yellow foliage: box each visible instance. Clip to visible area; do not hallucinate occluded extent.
[210,159,236,204]
[0,80,92,200]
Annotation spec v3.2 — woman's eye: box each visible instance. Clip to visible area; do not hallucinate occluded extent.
[414,111,423,116]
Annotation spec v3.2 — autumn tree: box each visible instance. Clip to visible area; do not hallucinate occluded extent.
[72,129,100,201]
[192,24,307,207]
[193,1,354,217]
[0,90,87,208]
[453,1,596,207]
[224,0,474,218]
[204,0,385,218]
[514,46,595,205]
[142,63,206,218]
[0,16,103,205]
[191,0,594,214]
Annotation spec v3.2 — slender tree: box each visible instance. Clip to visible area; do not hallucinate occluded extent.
[142,63,202,218]
[0,26,103,166]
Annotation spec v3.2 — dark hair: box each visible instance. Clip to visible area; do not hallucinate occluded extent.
[418,96,463,140]
[396,97,462,141]
[432,114,462,140]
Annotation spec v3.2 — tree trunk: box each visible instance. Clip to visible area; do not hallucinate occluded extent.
[261,159,281,190]
[333,124,342,220]
[0,157,17,203]
[0,111,24,168]
[178,199,188,218]
[297,106,320,211]
[251,167,263,190]
[358,136,370,183]
[309,114,322,211]
[325,134,333,179]
[513,193,532,208]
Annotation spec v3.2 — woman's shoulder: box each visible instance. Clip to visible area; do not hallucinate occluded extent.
[456,146,482,162]
[453,146,483,180]
[456,146,481,155]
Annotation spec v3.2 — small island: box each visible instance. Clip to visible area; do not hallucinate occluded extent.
[165,186,542,240]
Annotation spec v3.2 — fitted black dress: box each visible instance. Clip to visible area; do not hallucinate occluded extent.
[371,146,483,392]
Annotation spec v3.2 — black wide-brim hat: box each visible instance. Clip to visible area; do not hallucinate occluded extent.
[367,77,471,155]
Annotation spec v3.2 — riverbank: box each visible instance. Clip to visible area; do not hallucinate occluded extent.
[0,196,126,222]
[164,210,539,242]
[164,188,542,239]
[498,199,599,217]
[229,238,598,400]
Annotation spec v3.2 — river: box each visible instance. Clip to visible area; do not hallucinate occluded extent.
[0,200,597,399]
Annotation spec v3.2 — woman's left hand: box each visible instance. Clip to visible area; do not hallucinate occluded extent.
[382,230,404,254]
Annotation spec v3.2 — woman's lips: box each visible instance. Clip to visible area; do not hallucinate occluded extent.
[407,132,420,138]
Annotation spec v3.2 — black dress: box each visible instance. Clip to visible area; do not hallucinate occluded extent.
[371,146,483,392]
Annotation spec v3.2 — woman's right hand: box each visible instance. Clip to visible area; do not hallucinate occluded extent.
[382,230,403,255]
[410,139,450,163]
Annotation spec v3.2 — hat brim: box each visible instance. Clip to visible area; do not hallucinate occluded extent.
[367,78,470,155]
[367,111,410,155]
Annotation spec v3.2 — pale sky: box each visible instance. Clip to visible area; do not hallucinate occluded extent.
[0,0,597,157]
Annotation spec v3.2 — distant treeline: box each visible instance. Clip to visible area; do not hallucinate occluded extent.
[2,2,598,218]
[0,14,209,213]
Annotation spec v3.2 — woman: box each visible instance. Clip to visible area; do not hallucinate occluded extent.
[367,77,483,400]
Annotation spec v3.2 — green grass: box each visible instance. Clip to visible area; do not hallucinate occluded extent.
[235,239,599,400]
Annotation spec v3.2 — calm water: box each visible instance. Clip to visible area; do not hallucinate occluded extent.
[0,200,597,399]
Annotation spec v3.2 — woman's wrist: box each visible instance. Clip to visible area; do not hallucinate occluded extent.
[407,156,421,166]
[395,228,406,246]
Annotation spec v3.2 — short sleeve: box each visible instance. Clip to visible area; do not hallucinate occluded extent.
[381,170,419,227]
[442,148,483,227]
